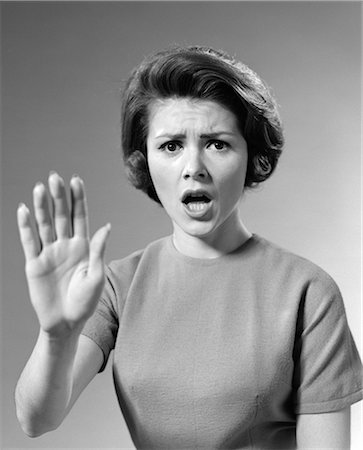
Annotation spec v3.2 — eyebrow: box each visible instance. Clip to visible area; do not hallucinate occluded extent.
[154,131,236,140]
[200,132,236,139]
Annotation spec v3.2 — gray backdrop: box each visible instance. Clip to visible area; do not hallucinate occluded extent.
[1,1,362,448]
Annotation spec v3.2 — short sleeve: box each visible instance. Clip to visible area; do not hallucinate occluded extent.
[293,273,363,414]
[81,265,119,372]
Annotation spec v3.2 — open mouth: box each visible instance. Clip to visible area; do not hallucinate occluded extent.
[182,191,212,213]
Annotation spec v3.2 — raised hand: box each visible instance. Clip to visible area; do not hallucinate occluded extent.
[17,172,111,337]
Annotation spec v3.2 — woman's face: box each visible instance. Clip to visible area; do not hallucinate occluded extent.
[146,97,248,247]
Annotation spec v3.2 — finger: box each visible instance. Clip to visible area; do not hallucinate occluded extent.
[33,182,54,246]
[70,175,89,239]
[17,203,39,261]
[48,172,70,240]
[88,223,111,280]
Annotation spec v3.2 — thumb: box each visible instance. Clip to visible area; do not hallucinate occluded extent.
[88,223,111,279]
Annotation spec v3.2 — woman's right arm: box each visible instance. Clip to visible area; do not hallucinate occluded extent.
[15,172,110,437]
[15,331,103,437]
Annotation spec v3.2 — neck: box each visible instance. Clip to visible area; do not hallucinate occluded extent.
[173,214,252,259]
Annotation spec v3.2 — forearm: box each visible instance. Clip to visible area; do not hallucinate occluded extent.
[296,408,351,449]
[15,328,81,437]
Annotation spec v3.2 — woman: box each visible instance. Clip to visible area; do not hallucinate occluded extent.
[15,46,362,449]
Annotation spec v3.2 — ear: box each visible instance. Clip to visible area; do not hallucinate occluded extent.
[126,150,151,189]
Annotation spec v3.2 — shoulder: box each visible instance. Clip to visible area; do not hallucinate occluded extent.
[106,236,170,283]
[252,236,348,342]
[98,236,170,313]
[253,234,342,299]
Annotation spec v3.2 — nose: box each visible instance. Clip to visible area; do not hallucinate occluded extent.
[182,148,209,180]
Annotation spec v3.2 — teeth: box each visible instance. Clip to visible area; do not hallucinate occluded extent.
[186,202,208,211]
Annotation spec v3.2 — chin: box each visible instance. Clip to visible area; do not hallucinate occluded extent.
[181,221,218,239]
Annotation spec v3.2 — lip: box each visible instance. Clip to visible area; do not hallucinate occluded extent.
[181,189,214,219]
[181,189,213,204]
[182,200,214,219]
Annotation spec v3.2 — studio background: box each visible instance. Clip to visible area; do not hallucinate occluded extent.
[1,1,361,448]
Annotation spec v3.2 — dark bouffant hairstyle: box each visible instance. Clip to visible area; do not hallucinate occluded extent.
[121,46,284,204]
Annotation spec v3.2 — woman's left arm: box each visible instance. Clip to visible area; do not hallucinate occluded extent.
[296,407,351,449]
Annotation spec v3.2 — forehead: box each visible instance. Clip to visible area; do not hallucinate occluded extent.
[147,97,239,135]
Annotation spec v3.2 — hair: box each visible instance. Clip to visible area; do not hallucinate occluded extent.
[121,45,284,204]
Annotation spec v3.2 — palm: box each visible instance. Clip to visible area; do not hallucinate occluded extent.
[18,174,110,336]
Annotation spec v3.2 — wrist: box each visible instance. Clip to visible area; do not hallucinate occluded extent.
[39,317,87,340]
[38,327,82,354]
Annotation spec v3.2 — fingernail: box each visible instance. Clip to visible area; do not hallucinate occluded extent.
[71,174,83,184]
[34,182,44,192]
[105,223,111,233]
[18,202,28,212]
[49,172,64,187]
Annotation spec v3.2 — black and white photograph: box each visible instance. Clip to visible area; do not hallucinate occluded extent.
[1,1,362,448]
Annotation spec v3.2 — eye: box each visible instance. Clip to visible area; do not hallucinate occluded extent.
[207,140,230,151]
[159,141,183,154]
